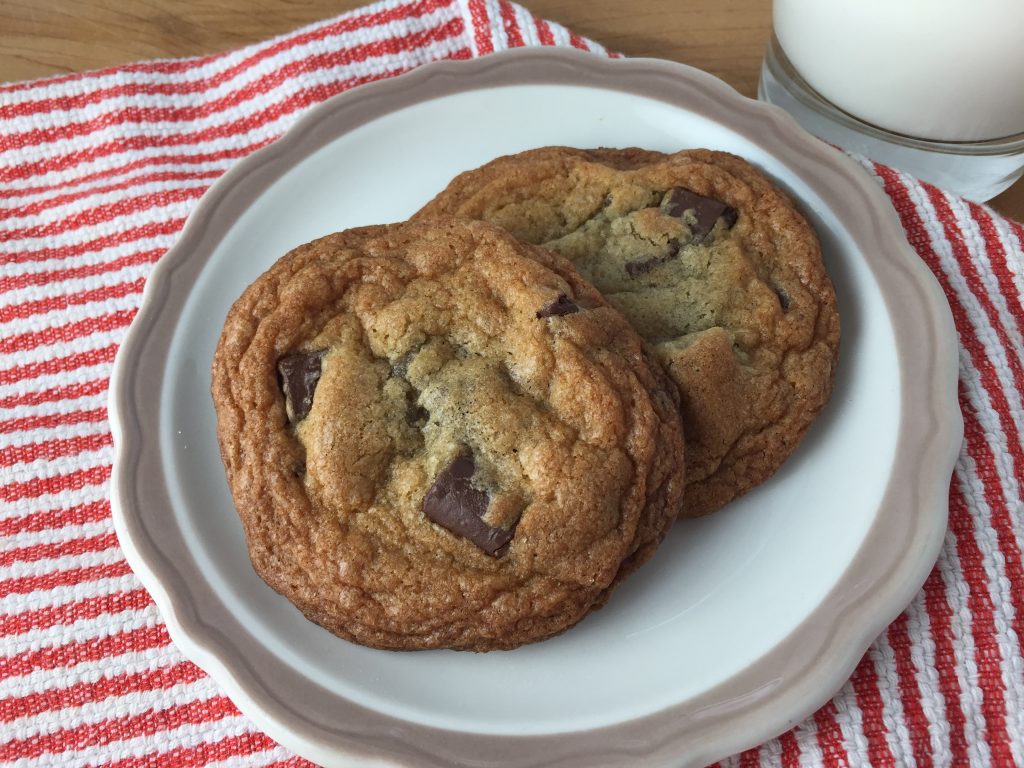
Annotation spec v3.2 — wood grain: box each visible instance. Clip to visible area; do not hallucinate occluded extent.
[0,0,1020,219]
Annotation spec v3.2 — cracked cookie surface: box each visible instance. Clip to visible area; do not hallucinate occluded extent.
[211,217,685,651]
[416,148,840,517]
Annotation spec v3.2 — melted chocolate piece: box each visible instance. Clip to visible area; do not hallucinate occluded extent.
[625,240,681,277]
[536,294,579,318]
[663,187,738,243]
[423,456,515,556]
[773,285,791,312]
[277,350,325,423]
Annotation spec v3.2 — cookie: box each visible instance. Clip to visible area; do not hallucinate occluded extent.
[211,217,685,651]
[416,148,840,517]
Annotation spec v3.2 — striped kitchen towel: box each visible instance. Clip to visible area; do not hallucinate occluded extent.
[1,0,1022,765]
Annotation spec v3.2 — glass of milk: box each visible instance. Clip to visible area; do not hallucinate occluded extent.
[758,0,1024,201]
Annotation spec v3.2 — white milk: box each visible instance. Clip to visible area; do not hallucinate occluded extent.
[774,0,1024,142]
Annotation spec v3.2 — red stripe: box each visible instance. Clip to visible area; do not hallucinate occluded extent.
[0,498,109,539]
[0,23,464,183]
[0,249,162,294]
[98,731,280,768]
[0,659,205,723]
[498,0,525,47]
[0,532,117,568]
[534,18,557,46]
[0,143,267,201]
[960,390,1024,650]
[0,19,463,155]
[0,624,169,682]
[948,481,1015,766]
[813,701,850,768]
[877,165,1018,763]
[0,586,149,636]
[885,613,934,767]
[1,221,180,267]
[0,169,221,219]
[779,730,802,768]
[0,277,145,325]
[738,747,760,768]
[466,0,496,54]
[969,204,1024,340]
[927,188,1024,461]
[922,567,970,764]
[0,308,134,359]
[0,560,131,600]
[0,694,237,760]
[0,377,108,410]
[0,430,111,469]
[850,653,897,768]
[0,462,111,502]
[877,165,1024,664]
[0,405,107,437]
[0,0,452,115]
[568,30,590,50]
[0,186,204,243]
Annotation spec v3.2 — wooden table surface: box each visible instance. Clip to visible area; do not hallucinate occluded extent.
[2,0,1021,219]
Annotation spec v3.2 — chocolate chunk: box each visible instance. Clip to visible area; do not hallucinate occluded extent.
[773,285,791,312]
[423,456,515,556]
[277,350,325,423]
[663,187,738,243]
[536,294,579,318]
[625,240,681,277]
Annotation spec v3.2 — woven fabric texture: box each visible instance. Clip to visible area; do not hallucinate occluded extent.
[1,1,1022,765]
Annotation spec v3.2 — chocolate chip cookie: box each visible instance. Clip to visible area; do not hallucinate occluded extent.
[416,148,840,517]
[211,217,685,651]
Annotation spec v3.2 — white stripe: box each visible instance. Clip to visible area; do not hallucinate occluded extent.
[0,36,466,193]
[0,199,197,252]
[0,233,170,283]
[0,606,153,658]
[482,0,509,51]
[0,293,141,342]
[951,200,1024,372]
[0,477,107,524]
[870,633,915,765]
[0,327,123,376]
[0,177,211,234]
[937,531,992,768]
[0,642,177,700]
[0,263,150,318]
[0,444,111,486]
[0,418,109,454]
[2,677,221,744]
[0,159,230,211]
[905,180,1024,510]
[794,716,823,768]
[0,540,122,582]
[831,678,871,768]
[201,745,294,768]
[546,19,574,48]
[0,113,290,197]
[990,213,1024,307]
[1,714,259,768]
[0,0,444,109]
[955,460,1024,764]
[903,590,952,766]
[0,392,107,424]
[758,733,782,767]
[0,4,460,137]
[0,519,113,553]
[0,363,113,414]
[515,5,541,47]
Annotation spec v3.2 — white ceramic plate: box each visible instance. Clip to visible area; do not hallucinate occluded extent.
[109,49,962,768]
